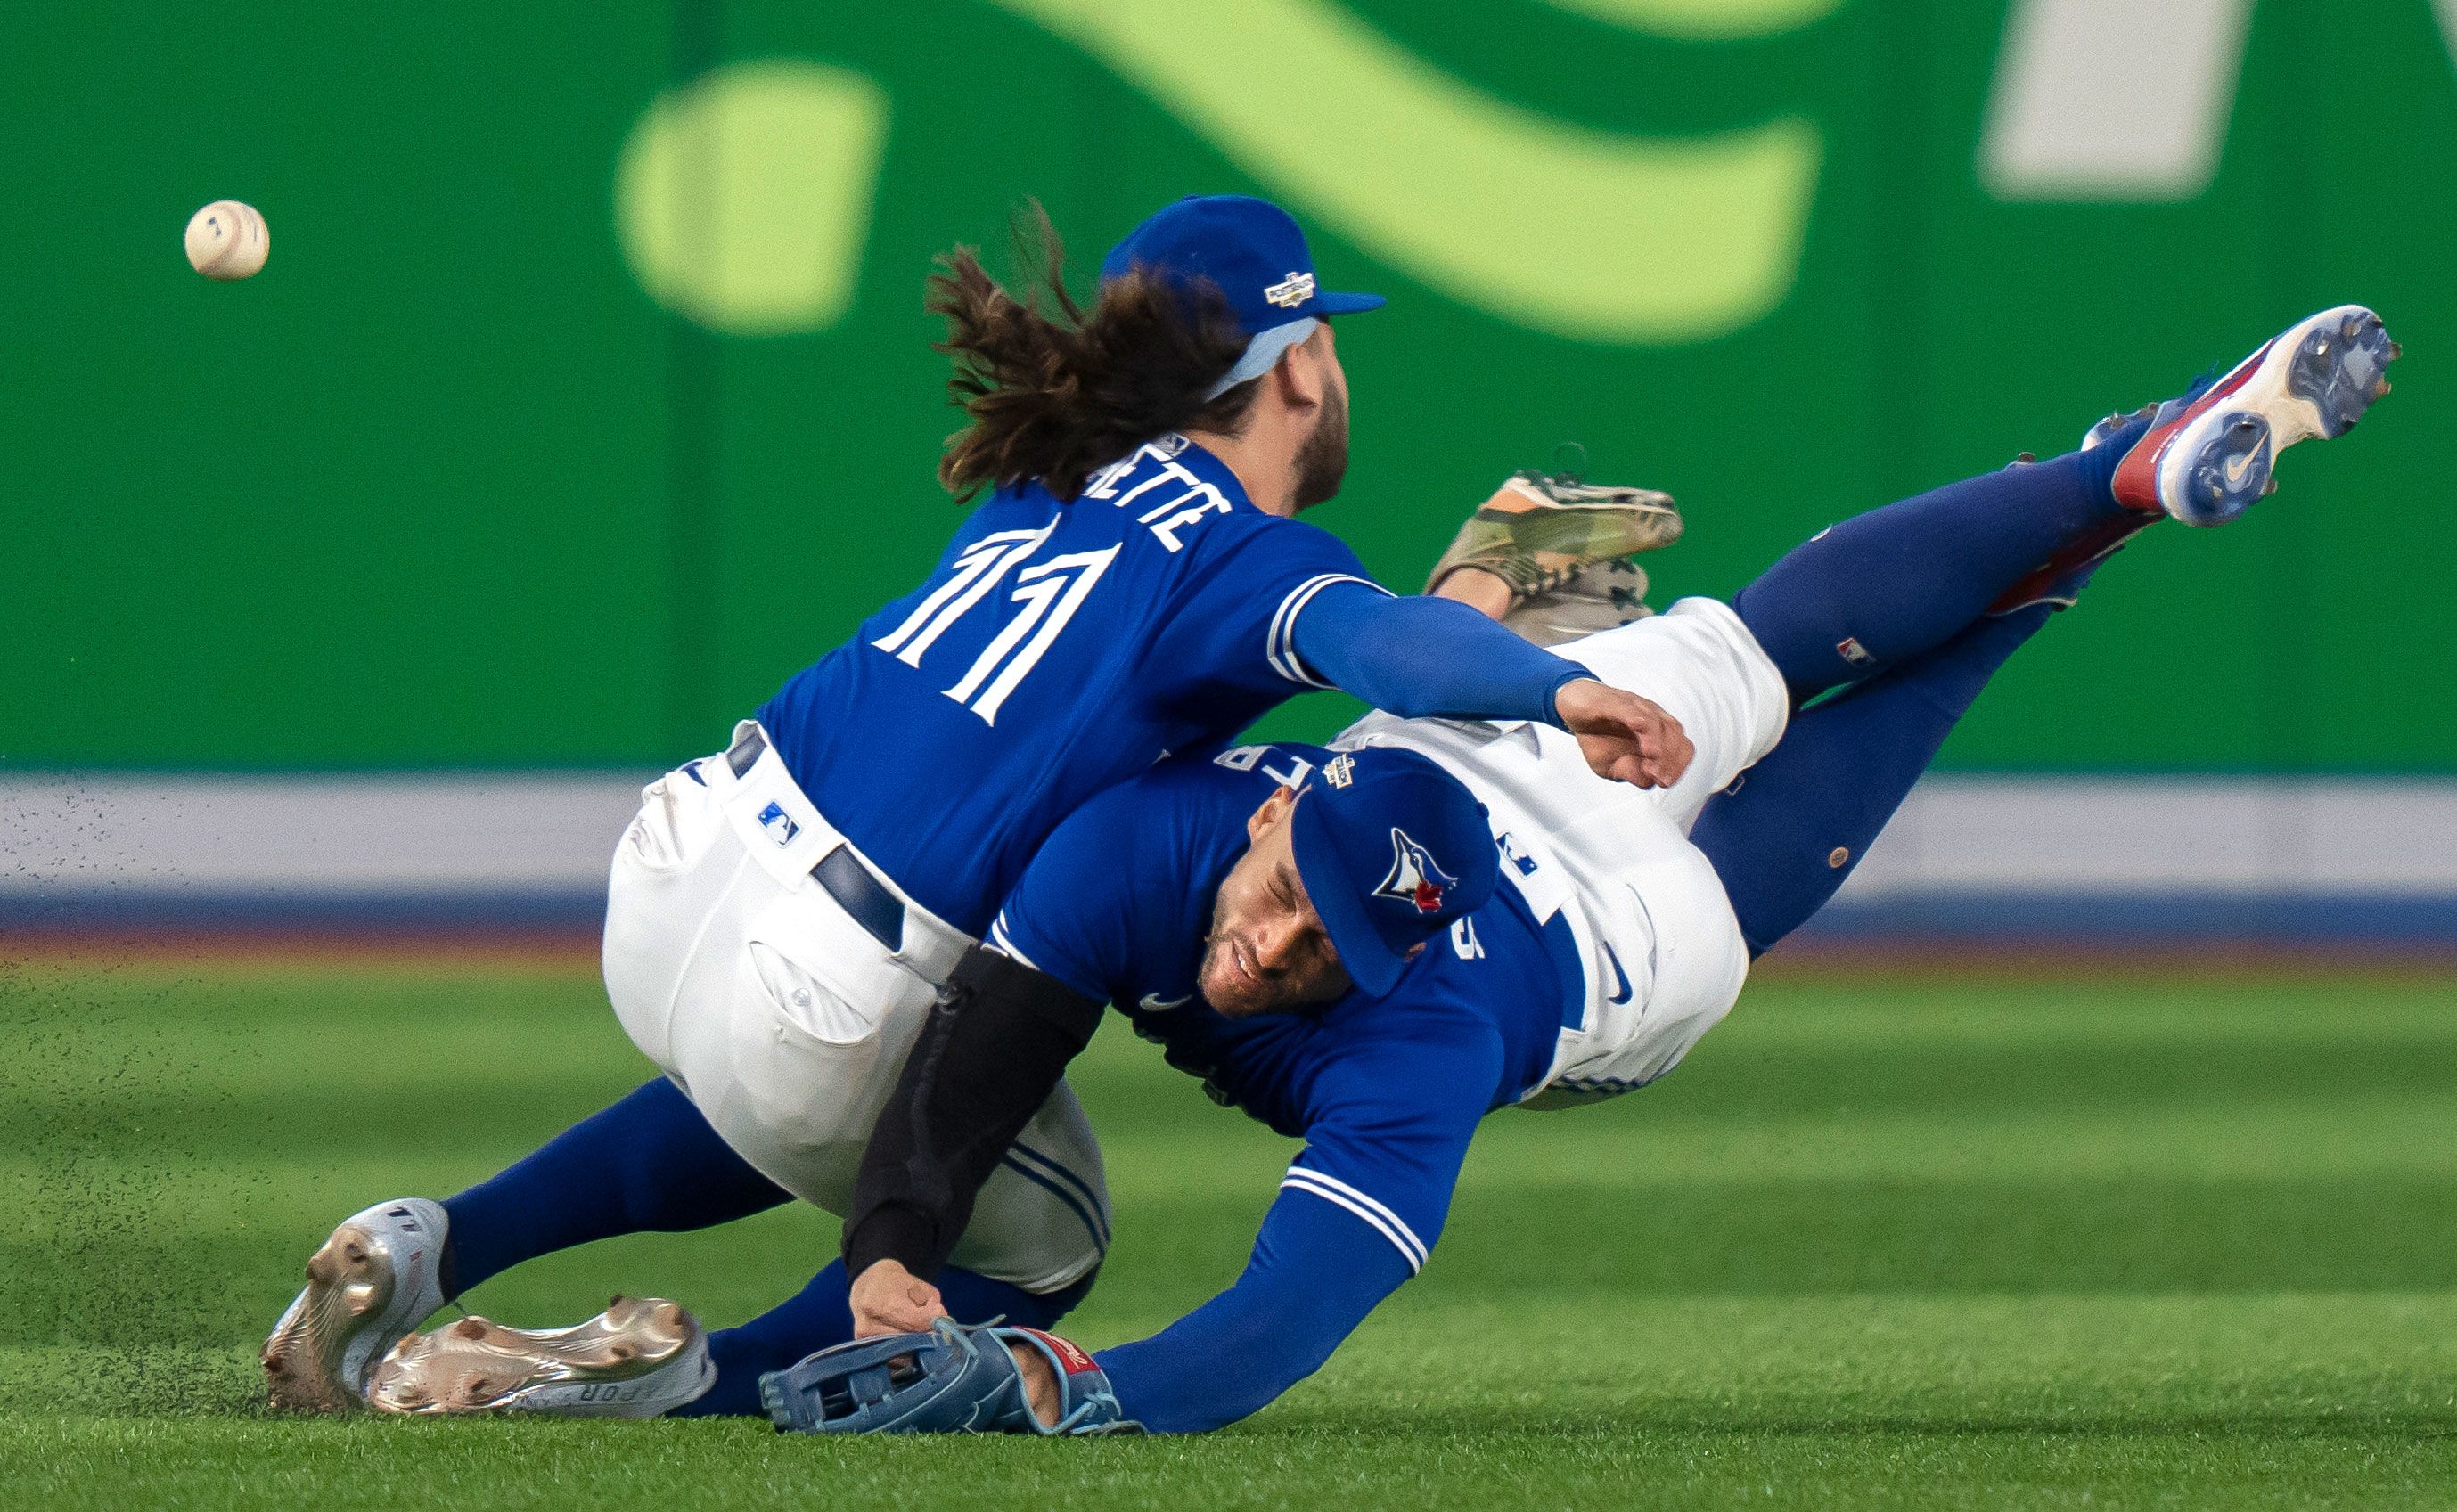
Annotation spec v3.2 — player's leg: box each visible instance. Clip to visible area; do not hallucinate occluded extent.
[351,744,1112,1420]
[438,1077,791,1297]
[1732,304,2394,706]
[1730,446,2129,707]
[1690,604,2052,956]
[367,1084,1110,1418]
[261,755,796,1411]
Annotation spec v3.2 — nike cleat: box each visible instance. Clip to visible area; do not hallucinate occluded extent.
[366,1295,713,1418]
[1426,468,1683,605]
[2110,305,2397,527]
[262,1197,449,1412]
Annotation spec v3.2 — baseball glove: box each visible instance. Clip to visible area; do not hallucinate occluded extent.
[760,1319,1139,1437]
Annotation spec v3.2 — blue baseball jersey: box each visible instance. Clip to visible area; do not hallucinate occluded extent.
[990,740,1574,1276]
[758,437,1383,934]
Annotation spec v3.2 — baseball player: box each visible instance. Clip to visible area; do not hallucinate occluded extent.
[802,305,2401,1436]
[345,306,2395,1429]
[259,192,1691,1414]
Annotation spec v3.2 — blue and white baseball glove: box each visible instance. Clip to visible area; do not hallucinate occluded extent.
[759,1320,1140,1437]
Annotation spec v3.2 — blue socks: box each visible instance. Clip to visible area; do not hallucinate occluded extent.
[1691,605,2053,954]
[437,1078,1096,1418]
[1732,448,2135,705]
[440,1078,791,1297]
[1695,426,2155,950]
[673,1260,1098,1418]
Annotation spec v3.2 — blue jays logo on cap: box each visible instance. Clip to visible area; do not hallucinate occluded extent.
[1373,829,1458,917]
[1286,747,1498,998]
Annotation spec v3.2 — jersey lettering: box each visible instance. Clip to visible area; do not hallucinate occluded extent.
[872,524,1057,666]
[1450,917,1485,960]
[1082,436,1192,498]
[1136,480,1235,552]
[1212,744,1314,791]
[872,527,1119,726]
[1083,440,1235,553]
[941,545,1121,725]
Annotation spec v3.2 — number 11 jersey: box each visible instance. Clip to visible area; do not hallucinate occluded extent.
[758,434,1384,936]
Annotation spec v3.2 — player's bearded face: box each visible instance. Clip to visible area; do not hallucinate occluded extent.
[1288,366,1350,513]
[1198,791,1352,1017]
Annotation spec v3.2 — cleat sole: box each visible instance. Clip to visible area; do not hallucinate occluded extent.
[2152,305,2397,527]
[262,1225,394,1413]
[260,1199,446,1414]
[2285,306,2396,439]
[366,1295,708,1418]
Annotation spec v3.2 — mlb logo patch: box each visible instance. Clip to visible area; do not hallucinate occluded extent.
[1264,271,1315,308]
[1836,636,1877,668]
[756,801,800,846]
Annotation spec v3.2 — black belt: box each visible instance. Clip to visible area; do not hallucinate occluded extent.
[727,726,904,953]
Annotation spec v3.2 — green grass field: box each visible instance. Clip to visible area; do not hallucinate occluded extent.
[4,953,2455,1509]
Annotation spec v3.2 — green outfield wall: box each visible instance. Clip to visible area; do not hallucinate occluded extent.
[6,0,2453,772]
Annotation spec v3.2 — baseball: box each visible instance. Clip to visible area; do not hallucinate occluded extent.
[184,200,269,281]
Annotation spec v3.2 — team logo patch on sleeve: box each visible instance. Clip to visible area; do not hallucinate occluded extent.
[1374,828,1458,915]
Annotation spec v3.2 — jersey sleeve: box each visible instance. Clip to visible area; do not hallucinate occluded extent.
[1273,1007,1496,1275]
[985,786,1151,1002]
[1091,1010,1499,1432]
[1153,515,1389,699]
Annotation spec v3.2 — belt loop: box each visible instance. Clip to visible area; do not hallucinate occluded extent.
[727,726,767,778]
[813,845,905,953]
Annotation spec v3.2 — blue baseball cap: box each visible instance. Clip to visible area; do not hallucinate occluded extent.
[1288,748,1498,997]
[1102,195,1386,399]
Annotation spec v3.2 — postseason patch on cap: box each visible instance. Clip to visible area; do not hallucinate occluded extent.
[1372,828,1458,916]
[1265,271,1316,308]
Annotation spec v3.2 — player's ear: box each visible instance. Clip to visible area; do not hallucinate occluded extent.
[1273,340,1326,413]
[1247,785,1299,842]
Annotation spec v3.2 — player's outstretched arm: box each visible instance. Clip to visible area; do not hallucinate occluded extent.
[842,944,1105,1329]
[1093,1174,1418,1432]
[1290,584,1691,787]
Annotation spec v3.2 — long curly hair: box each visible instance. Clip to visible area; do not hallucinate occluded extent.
[930,202,1263,502]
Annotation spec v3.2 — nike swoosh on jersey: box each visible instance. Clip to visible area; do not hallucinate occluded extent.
[1139,993,1194,1012]
[1600,940,1634,1005]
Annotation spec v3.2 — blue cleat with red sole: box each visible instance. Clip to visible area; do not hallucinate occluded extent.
[2111,304,2397,527]
[1990,306,2398,614]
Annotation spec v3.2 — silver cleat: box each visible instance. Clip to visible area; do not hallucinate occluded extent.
[1426,468,1683,606]
[1499,557,1656,647]
[366,1294,714,1418]
[262,1197,448,1412]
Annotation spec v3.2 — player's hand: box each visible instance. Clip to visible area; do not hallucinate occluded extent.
[1553,678,1692,788]
[1004,1340,1061,1427]
[850,1259,947,1338]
